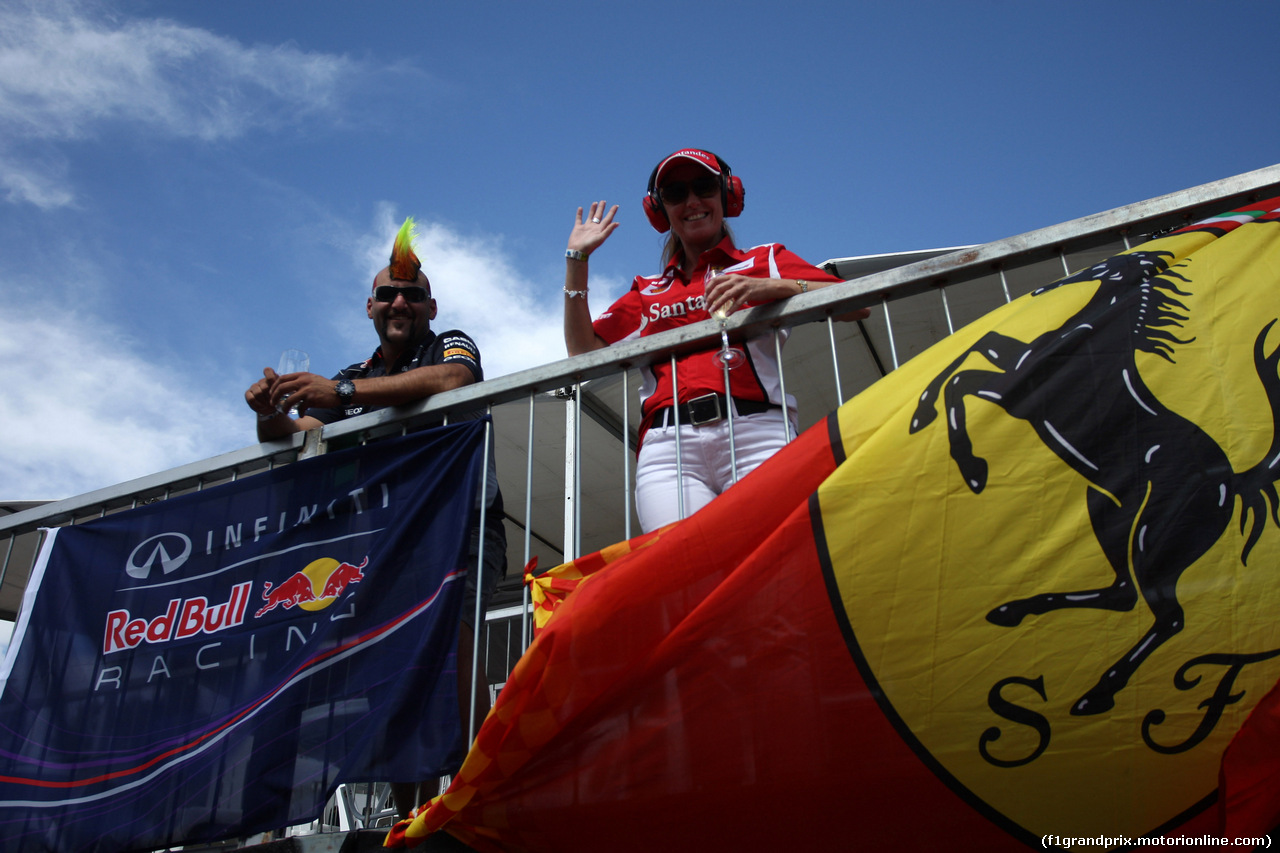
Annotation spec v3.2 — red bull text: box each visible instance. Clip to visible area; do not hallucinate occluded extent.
[103,582,252,654]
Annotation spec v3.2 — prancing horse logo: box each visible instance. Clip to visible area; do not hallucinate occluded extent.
[909,250,1280,716]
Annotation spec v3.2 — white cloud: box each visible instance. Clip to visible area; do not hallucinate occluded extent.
[0,300,245,500]
[0,0,359,207]
[0,153,73,209]
[0,0,353,140]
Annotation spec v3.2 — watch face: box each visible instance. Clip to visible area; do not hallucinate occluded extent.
[336,380,355,403]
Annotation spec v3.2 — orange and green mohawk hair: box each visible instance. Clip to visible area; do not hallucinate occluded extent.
[389,217,421,281]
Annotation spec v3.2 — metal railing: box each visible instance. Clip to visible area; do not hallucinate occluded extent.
[2,162,1278,837]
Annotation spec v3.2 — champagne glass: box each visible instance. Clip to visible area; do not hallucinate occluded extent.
[709,270,744,370]
[276,349,310,414]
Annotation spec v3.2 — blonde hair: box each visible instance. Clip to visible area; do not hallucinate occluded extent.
[661,223,735,269]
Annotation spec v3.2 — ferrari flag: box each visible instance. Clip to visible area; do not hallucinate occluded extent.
[0,422,489,853]
[391,198,1280,851]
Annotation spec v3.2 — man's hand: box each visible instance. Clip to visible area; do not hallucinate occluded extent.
[245,367,281,416]
[269,371,340,417]
[247,367,323,441]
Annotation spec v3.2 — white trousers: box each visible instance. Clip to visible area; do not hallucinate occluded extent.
[635,408,794,533]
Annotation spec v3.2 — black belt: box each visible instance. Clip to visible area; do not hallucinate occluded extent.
[651,393,779,428]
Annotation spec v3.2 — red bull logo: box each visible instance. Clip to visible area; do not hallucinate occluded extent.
[103,582,252,654]
[255,556,368,618]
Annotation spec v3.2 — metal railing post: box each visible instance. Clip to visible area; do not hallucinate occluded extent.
[563,387,578,561]
[468,409,493,745]
[0,534,13,591]
[826,316,844,407]
[774,330,793,444]
[621,370,633,540]
[883,297,900,371]
[723,362,738,483]
[940,286,955,337]
[522,394,535,649]
[671,355,684,521]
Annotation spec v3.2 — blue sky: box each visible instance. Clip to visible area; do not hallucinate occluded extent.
[2,0,1278,503]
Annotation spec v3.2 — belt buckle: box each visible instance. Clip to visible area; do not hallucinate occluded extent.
[687,393,723,426]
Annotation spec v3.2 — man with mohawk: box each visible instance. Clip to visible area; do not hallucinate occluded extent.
[248,218,482,438]
[245,217,506,820]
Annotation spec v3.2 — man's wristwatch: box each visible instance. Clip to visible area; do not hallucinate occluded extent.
[335,379,356,406]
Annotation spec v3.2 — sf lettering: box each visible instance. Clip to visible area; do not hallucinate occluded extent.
[979,674,1050,768]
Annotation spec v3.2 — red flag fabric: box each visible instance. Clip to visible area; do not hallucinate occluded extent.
[388,421,1024,850]
[526,525,668,635]
[1220,680,1280,842]
[388,197,1280,851]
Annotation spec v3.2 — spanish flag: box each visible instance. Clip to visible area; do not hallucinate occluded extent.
[389,198,1280,851]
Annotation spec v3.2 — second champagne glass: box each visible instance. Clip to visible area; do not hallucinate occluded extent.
[276,349,310,414]
[709,270,744,370]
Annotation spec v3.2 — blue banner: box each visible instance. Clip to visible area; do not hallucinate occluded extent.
[0,422,489,852]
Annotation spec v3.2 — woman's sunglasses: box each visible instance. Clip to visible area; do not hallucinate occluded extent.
[373,285,430,303]
[658,175,721,206]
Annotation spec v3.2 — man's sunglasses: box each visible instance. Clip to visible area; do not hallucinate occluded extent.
[373,285,430,303]
[658,175,721,206]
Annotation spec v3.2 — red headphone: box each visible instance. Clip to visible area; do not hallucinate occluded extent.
[643,149,745,233]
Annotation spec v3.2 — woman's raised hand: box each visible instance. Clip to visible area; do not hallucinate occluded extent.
[568,201,620,256]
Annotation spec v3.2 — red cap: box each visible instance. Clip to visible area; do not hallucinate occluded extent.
[653,149,722,186]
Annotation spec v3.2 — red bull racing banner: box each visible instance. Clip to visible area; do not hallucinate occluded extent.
[0,421,490,853]
[389,199,1280,851]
